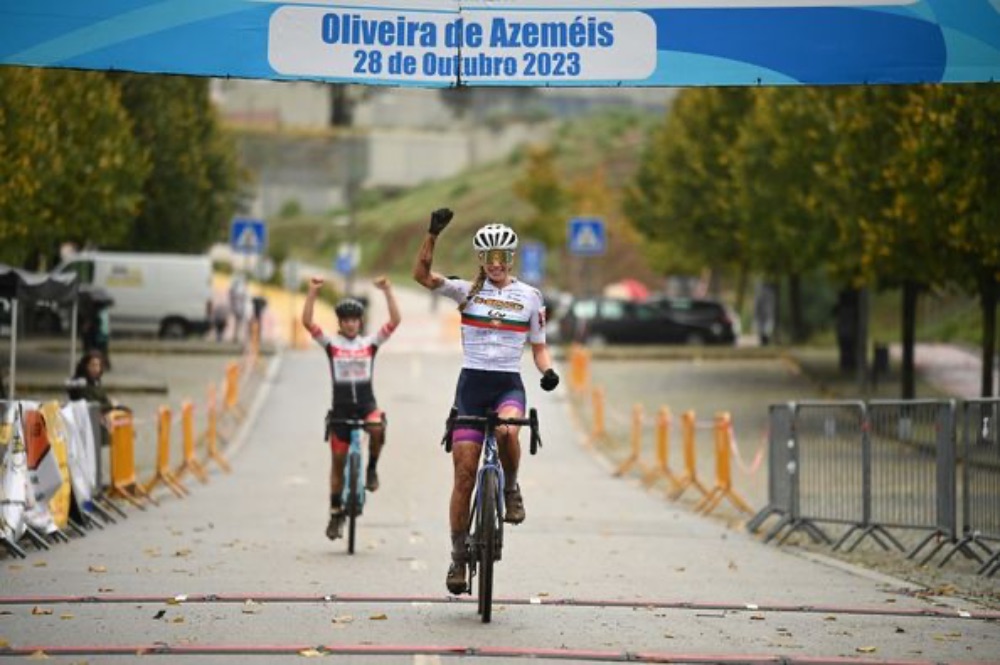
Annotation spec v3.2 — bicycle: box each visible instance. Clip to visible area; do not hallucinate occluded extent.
[442,407,542,623]
[326,414,382,555]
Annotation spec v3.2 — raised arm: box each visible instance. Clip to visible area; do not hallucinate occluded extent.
[412,208,453,290]
[373,276,401,328]
[301,276,323,330]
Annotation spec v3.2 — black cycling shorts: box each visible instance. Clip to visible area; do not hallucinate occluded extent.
[326,402,382,445]
[451,369,526,445]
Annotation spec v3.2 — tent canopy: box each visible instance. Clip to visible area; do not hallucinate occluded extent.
[0,265,78,303]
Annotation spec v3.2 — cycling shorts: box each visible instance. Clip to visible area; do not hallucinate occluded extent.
[452,368,526,445]
[326,402,383,451]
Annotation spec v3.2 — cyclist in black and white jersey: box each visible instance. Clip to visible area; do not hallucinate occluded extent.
[413,208,560,594]
[302,275,401,541]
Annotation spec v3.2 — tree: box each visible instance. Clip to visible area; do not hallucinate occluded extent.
[732,87,841,341]
[114,73,242,253]
[892,84,1000,395]
[512,144,568,249]
[0,67,146,267]
[625,88,754,299]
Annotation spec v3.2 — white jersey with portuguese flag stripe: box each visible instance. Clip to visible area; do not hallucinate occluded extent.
[435,277,546,372]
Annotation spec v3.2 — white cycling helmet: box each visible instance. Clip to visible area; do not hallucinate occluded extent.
[473,223,518,251]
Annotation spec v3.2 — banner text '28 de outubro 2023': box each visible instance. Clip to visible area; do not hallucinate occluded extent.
[1,0,998,87]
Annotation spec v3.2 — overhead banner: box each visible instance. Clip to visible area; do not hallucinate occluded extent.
[0,1,998,87]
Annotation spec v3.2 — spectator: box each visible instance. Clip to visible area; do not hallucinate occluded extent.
[81,300,112,371]
[753,280,776,346]
[229,275,248,343]
[211,297,230,342]
[68,350,121,414]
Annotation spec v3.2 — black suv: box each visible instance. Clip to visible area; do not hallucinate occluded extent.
[558,296,738,345]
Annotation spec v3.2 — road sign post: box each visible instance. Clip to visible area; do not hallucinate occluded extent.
[519,241,546,286]
[568,217,606,296]
[230,218,267,256]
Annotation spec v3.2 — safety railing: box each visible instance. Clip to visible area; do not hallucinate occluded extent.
[749,398,998,576]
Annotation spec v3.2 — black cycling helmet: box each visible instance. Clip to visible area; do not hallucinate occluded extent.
[335,298,365,319]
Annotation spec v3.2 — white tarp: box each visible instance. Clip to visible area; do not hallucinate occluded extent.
[61,401,98,511]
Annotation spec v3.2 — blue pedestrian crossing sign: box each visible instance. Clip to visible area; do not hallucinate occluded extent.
[230,217,267,255]
[568,217,606,256]
[519,241,546,285]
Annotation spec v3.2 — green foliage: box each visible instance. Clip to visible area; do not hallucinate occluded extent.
[113,73,243,253]
[625,88,753,277]
[278,199,303,218]
[512,145,568,248]
[0,67,147,266]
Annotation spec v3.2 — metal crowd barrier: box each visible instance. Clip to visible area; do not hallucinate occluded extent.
[939,399,1000,575]
[749,398,999,576]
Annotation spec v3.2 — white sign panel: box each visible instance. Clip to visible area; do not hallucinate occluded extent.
[269,8,657,83]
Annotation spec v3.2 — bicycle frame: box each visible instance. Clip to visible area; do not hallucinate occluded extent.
[326,415,369,554]
[444,408,542,622]
[342,424,366,514]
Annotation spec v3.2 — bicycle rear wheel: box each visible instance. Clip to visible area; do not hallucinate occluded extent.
[476,470,498,623]
[346,454,360,555]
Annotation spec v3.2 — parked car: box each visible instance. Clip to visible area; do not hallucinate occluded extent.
[558,296,738,346]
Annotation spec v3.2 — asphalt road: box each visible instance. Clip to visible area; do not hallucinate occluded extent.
[2,297,999,663]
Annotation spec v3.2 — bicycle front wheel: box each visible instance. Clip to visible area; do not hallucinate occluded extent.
[476,470,499,623]
[347,454,360,555]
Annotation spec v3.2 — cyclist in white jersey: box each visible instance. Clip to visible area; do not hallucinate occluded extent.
[302,275,400,541]
[413,207,560,594]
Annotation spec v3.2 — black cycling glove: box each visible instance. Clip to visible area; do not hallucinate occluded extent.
[429,208,454,236]
[540,369,560,392]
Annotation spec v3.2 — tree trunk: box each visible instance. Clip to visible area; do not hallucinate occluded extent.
[901,280,919,399]
[979,270,998,397]
[329,85,353,127]
[734,263,748,322]
[788,273,804,343]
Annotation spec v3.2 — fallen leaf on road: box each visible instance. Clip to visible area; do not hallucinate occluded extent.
[8,565,23,571]
[895,627,905,633]
[856,646,877,653]
[27,650,48,659]
[299,648,324,657]
[750,615,765,621]
[332,615,353,624]
[824,615,837,621]
[87,565,107,573]
[33,561,47,568]
[31,607,53,616]
[174,549,192,557]
[98,588,114,593]
[369,613,388,621]
[171,616,185,624]
[59,614,73,620]
[728,561,738,570]
[153,610,166,619]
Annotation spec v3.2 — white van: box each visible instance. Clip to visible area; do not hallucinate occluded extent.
[54,251,213,338]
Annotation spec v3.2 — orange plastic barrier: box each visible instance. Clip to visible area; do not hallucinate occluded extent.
[669,410,710,501]
[201,383,231,473]
[591,386,606,439]
[144,406,187,498]
[642,406,682,490]
[568,344,591,393]
[175,401,209,484]
[696,412,754,516]
[614,404,644,477]
[107,410,155,508]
